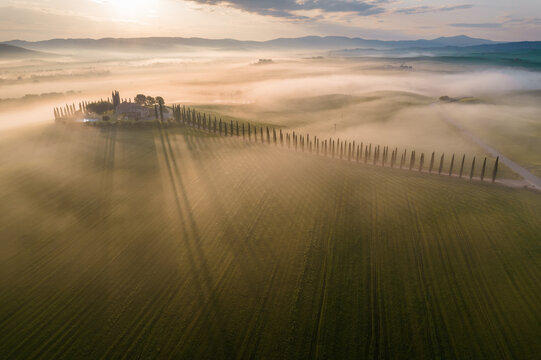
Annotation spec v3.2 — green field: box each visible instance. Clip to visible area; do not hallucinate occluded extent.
[1,124,541,359]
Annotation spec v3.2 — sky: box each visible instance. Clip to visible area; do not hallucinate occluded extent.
[0,0,540,42]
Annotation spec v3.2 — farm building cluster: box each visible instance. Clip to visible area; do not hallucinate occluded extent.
[53,91,170,123]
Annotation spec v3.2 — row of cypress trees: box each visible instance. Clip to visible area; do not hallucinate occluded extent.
[54,100,501,183]
[170,105,500,183]
[53,101,90,121]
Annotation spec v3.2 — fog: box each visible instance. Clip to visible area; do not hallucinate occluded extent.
[1,50,541,177]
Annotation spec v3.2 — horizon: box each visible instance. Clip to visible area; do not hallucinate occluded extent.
[2,1,541,358]
[2,34,513,43]
[1,0,540,43]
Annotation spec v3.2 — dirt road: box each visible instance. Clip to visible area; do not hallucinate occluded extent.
[436,104,541,191]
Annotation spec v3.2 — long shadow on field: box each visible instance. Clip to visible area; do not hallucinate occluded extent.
[156,126,232,357]
[173,130,286,356]
[178,130,274,270]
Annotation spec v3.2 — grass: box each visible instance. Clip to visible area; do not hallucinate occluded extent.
[0,124,540,359]
[191,95,519,180]
[446,102,541,178]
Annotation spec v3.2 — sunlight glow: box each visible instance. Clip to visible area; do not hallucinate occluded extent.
[104,0,156,21]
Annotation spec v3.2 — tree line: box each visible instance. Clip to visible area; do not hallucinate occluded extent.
[53,97,501,184]
[171,105,501,183]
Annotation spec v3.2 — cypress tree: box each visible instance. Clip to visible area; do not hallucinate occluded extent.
[261,127,264,143]
[429,152,435,174]
[492,156,499,183]
[159,101,164,121]
[242,123,245,137]
[364,146,368,164]
[154,105,159,120]
[438,154,444,175]
[470,157,476,181]
[481,157,487,181]
[419,153,424,172]
[400,153,404,169]
[449,154,455,176]
[409,151,415,170]
[248,123,251,139]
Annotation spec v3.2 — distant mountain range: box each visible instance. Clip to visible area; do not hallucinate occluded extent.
[2,36,541,65]
[0,43,51,58]
[3,35,500,54]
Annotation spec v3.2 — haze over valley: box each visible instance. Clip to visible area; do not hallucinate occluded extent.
[1,1,541,358]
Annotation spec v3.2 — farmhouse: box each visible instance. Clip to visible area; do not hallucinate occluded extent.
[116,102,150,120]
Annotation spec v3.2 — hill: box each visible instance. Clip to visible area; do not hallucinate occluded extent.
[0,43,49,58]
[1,124,540,358]
[4,35,498,54]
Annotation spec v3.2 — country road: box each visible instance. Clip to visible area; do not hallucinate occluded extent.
[436,104,541,191]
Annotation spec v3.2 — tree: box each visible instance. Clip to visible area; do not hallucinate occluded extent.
[86,101,113,115]
[146,96,155,105]
[112,90,120,108]
[156,96,164,105]
[492,157,499,182]
[134,94,147,105]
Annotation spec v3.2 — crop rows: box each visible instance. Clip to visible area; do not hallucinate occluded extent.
[0,125,540,358]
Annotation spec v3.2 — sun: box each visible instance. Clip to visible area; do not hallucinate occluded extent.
[106,0,155,21]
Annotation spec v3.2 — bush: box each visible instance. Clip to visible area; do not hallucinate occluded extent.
[87,101,113,115]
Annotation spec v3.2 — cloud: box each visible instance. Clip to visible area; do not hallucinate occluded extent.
[450,23,502,28]
[394,4,473,15]
[184,0,386,19]
[504,17,541,26]
[0,6,148,41]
